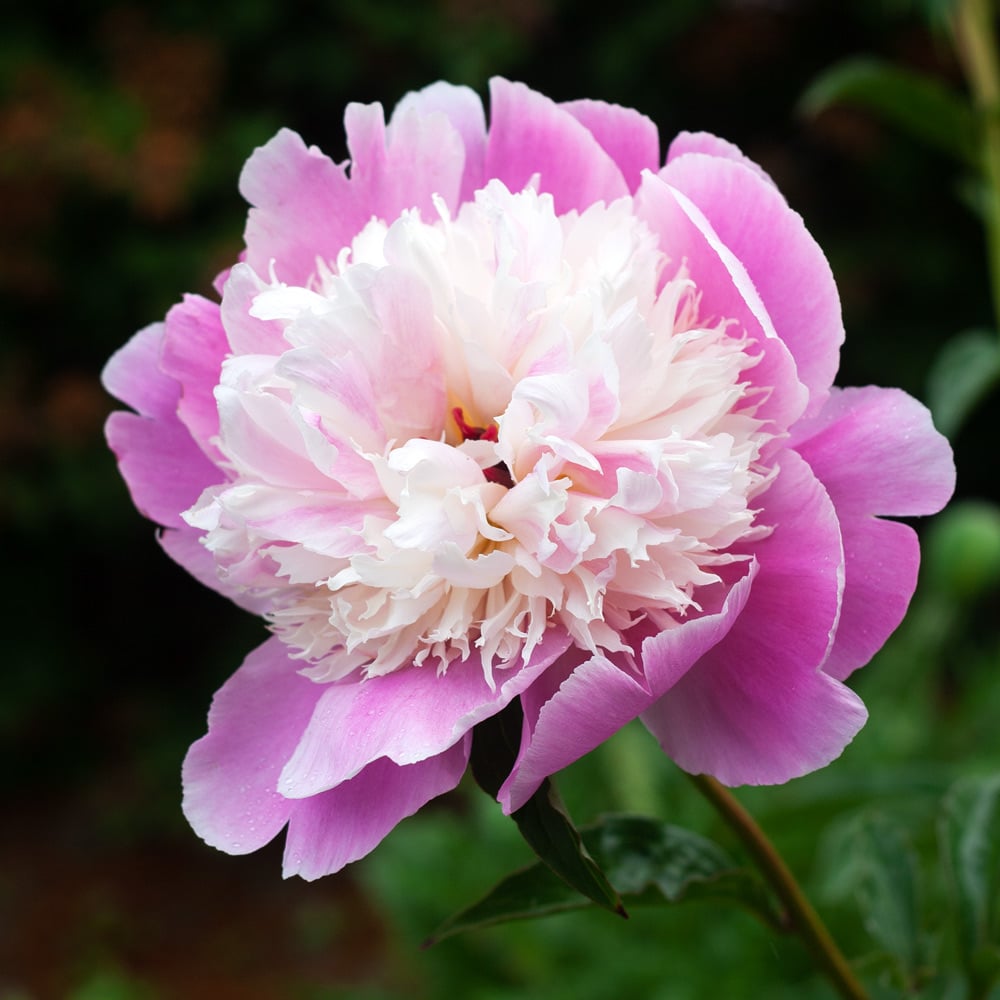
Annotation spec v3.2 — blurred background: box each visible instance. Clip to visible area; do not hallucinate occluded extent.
[2,0,999,997]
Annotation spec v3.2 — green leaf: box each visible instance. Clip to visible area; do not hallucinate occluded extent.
[927,329,1000,438]
[469,701,624,917]
[939,775,1000,980]
[824,813,923,982]
[425,815,784,945]
[799,57,979,166]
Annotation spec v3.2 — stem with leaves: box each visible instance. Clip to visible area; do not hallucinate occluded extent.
[954,0,1000,337]
[689,774,869,1000]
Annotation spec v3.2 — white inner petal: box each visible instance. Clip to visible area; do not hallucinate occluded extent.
[185,180,773,684]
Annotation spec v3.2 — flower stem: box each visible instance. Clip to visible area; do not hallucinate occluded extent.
[954,0,1000,338]
[689,773,869,1000]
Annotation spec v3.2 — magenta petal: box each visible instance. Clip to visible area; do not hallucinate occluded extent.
[485,78,630,213]
[499,569,756,812]
[660,152,843,417]
[105,410,219,528]
[345,94,468,221]
[278,630,571,798]
[794,386,955,679]
[158,527,271,614]
[240,128,368,286]
[102,323,177,420]
[821,516,920,681]
[793,386,956,517]
[666,131,776,187]
[635,171,808,429]
[158,294,228,462]
[182,637,323,855]
[282,741,469,880]
[389,81,487,204]
[560,98,660,192]
[642,449,862,785]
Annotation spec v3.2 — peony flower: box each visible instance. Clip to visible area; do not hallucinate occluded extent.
[103,78,955,879]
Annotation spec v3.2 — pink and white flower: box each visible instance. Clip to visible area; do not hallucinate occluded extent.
[103,78,955,879]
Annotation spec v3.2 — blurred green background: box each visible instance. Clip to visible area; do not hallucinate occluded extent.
[2,1,999,997]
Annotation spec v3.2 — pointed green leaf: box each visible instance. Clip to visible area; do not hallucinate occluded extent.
[939,775,1000,977]
[425,815,784,945]
[469,701,624,916]
[927,329,1000,438]
[800,58,979,166]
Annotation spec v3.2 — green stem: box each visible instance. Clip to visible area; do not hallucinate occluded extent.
[689,774,869,1000]
[954,0,1000,337]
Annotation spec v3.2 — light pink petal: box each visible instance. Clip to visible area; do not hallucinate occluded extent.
[105,411,220,528]
[278,629,572,798]
[635,171,807,430]
[389,81,487,204]
[158,294,229,462]
[345,94,468,221]
[792,386,955,679]
[282,741,469,880]
[240,128,369,286]
[221,262,290,357]
[182,637,324,855]
[560,98,660,191]
[485,78,630,213]
[666,131,776,187]
[158,527,273,615]
[101,323,176,420]
[642,449,865,785]
[661,151,843,418]
[499,568,756,812]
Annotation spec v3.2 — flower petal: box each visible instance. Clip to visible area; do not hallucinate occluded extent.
[389,81,487,204]
[345,91,469,221]
[666,131,776,187]
[101,323,177,420]
[635,170,808,431]
[560,98,660,191]
[485,78,630,212]
[499,567,756,812]
[158,294,229,462]
[240,128,369,287]
[661,150,843,417]
[641,449,864,785]
[281,742,469,880]
[182,637,324,855]
[278,629,571,799]
[793,386,956,679]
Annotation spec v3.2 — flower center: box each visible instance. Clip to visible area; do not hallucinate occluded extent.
[186,180,773,684]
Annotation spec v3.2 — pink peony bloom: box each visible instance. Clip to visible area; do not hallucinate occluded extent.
[103,78,955,879]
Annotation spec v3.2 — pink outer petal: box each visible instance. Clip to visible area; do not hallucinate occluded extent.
[182,637,325,855]
[344,94,468,222]
[102,323,177,420]
[560,98,660,192]
[278,629,573,799]
[498,568,756,813]
[282,742,470,880]
[635,171,808,431]
[792,386,955,518]
[642,449,866,786]
[793,386,955,679]
[240,128,369,287]
[485,78,630,213]
[389,81,487,205]
[660,151,843,418]
[105,410,219,529]
[158,294,229,463]
[158,528,271,615]
[666,131,776,187]
[104,324,219,527]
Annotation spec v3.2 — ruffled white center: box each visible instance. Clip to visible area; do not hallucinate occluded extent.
[186,180,773,683]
